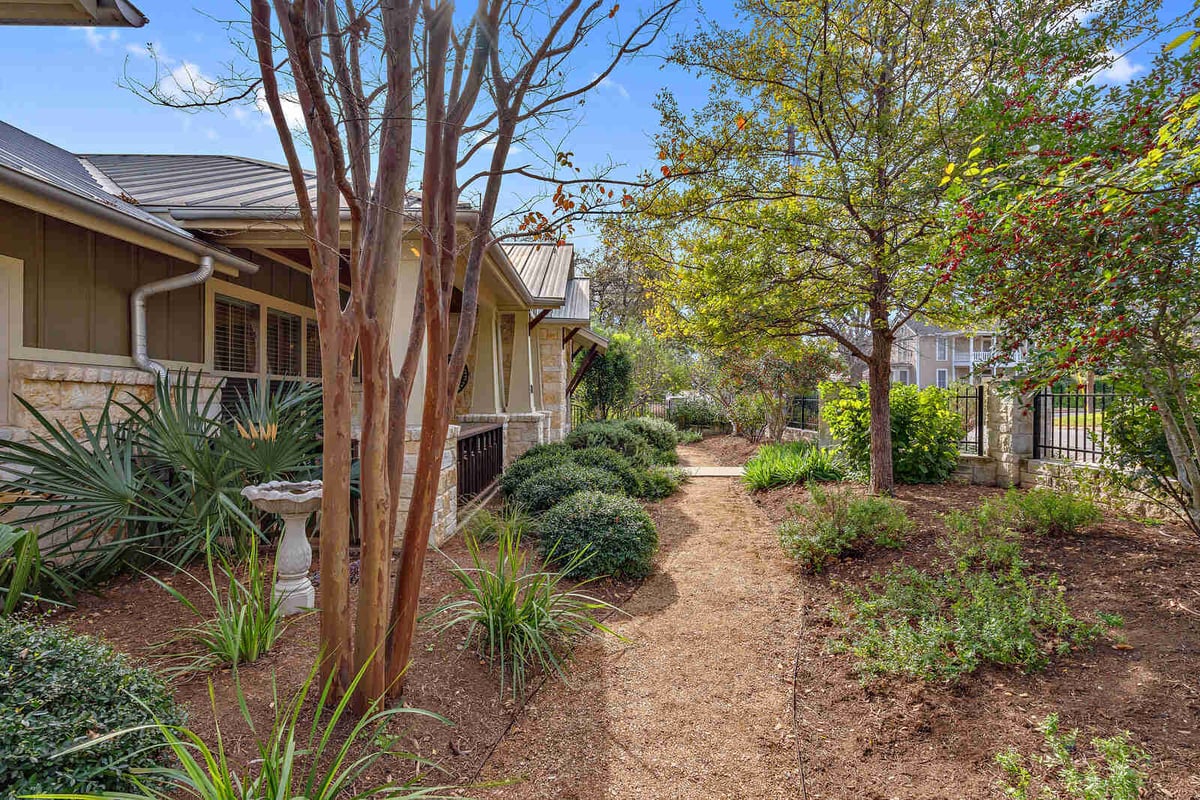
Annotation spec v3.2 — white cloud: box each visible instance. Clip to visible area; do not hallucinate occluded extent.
[592,73,629,99]
[78,27,119,53]
[255,87,306,130]
[1095,49,1143,84]
[154,61,222,104]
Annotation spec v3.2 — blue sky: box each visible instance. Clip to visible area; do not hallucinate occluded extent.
[0,0,1191,247]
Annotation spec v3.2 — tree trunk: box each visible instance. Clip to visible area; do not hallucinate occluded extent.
[867,340,895,495]
[351,321,393,710]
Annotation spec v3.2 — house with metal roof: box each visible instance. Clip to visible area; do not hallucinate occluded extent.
[0,118,604,538]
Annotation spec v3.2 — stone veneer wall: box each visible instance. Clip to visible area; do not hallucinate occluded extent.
[7,360,222,439]
[394,424,459,549]
[505,411,550,463]
[536,325,569,441]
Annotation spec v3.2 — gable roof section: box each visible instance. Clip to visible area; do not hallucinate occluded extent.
[0,121,195,237]
[547,278,591,324]
[84,153,328,215]
[502,242,573,304]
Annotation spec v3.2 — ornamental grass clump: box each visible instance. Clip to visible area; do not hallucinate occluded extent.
[539,491,658,581]
[428,524,618,697]
[778,485,912,570]
[743,441,845,491]
[148,538,289,674]
[0,618,184,796]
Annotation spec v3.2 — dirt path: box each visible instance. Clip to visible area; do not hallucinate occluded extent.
[474,443,803,799]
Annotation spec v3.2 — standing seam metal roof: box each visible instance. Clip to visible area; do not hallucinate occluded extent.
[502,242,574,302]
[0,121,196,238]
[547,278,591,323]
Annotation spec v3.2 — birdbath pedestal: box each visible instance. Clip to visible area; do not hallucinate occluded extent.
[241,480,322,616]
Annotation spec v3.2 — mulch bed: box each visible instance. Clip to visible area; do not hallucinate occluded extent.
[752,482,1200,799]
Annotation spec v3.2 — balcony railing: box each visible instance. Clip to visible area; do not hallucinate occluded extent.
[952,350,993,365]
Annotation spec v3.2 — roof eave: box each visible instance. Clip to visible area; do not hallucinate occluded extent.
[0,0,147,26]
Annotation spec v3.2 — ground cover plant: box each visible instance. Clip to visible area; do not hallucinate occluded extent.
[428,522,618,697]
[778,485,912,571]
[0,618,184,796]
[995,713,1149,800]
[148,539,288,674]
[822,383,963,484]
[999,488,1103,538]
[831,503,1102,681]
[539,491,659,581]
[743,440,844,491]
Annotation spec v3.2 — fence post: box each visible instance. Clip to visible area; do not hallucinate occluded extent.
[986,383,1035,488]
[975,384,985,456]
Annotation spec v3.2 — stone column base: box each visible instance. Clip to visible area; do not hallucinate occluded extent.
[394,424,459,550]
[505,412,547,463]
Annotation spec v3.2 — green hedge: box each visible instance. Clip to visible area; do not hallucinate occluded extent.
[539,491,658,580]
[510,463,624,514]
[822,382,962,484]
[0,618,184,795]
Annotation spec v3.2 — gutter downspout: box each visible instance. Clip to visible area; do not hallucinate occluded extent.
[132,255,214,380]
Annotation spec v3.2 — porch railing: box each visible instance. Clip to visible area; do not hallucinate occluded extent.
[457,422,504,503]
[951,384,985,456]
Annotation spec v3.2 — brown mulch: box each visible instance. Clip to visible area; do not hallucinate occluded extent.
[40,439,1200,798]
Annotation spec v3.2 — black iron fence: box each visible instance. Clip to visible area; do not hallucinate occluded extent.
[787,395,820,431]
[951,384,986,456]
[1031,388,1116,463]
[571,400,669,426]
[457,422,504,503]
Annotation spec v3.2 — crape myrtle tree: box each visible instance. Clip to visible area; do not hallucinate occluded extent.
[628,0,1146,493]
[140,0,679,708]
[943,27,1200,535]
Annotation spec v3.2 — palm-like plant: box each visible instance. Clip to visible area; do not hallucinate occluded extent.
[220,380,323,485]
[0,524,68,613]
[427,522,620,697]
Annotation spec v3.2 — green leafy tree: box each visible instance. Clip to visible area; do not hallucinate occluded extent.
[631,0,1139,493]
[579,337,636,419]
[944,25,1200,534]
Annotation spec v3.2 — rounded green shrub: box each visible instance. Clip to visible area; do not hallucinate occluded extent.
[499,448,574,497]
[539,491,658,580]
[634,466,686,500]
[571,447,642,495]
[565,421,653,465]
[669,396,724,429]
[510,463,624,514]
[620,417,679,454]
[0,618,184,795]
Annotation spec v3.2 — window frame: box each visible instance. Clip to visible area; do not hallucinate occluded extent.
[206,279,323,386]
[936,337,948,361]
[936,368,949,389]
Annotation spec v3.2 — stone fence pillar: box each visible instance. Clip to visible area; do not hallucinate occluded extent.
[985,383,1034,488]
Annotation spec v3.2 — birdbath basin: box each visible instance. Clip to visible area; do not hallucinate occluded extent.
[241,480,322,616]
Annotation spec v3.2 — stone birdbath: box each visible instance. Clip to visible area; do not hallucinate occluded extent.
[241,479,322,616]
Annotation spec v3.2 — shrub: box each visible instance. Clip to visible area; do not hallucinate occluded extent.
[743,441,844,491]
[0,618,184,795]
[510,463,624,514]
[148,539,287,674]
[539,491,658,580]
[428,523,617,696]
[778,485,912,570]
[620,417,680,453]
[669,396,724,429]
[677,429,703,445]
[833,516,1099,680]
[565,421,654,466]
[635,466,688,500]
[822,382,963,484]
[1002,488,1102,537]
[995,713,1149,800]
[572,446,643,495]
[730,394,770,442]
[499,448,574,497]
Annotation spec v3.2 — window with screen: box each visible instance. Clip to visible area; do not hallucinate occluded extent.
[306,320,321,379]
[267,309,302,377]
[213,295,259,374]
[936,337,948,361]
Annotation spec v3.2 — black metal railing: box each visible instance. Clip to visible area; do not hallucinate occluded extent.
[571,400,669,425]
[787,395,820,431]
[1031,388,1116,463]
[950,384,986,456]
[457,422,504,503]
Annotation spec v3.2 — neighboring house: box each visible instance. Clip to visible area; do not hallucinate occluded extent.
[0,0,146,27]
[0,119,605,543]
[891,318,1000,388]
